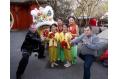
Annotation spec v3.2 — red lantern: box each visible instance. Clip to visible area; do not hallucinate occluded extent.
[89,18,97,26]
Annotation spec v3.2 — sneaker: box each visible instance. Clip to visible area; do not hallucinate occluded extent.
[51,63,54,68]
[34,52,38,57]
[53,63,58,66]
[64,62,71,67]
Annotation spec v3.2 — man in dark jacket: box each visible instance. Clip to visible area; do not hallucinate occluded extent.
[16,25,45,79]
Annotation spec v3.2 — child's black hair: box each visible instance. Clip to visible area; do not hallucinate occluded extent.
[68,16,76,21]
[50,23,57,32]
[56,17,63,21]
[67,16,78,24]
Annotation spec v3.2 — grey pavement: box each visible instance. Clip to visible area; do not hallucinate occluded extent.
[10,30,108,79]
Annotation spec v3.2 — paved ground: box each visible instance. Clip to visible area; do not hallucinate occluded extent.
[10,30,108,79]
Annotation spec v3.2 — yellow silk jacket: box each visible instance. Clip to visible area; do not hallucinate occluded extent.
[60,32,72,49]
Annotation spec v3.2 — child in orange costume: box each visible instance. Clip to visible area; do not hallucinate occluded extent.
[68,16,79,64]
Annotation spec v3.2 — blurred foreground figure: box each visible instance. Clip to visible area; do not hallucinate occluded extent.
[16,24,45,79]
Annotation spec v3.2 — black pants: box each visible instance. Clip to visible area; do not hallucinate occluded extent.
[79,53,95,79]
[16,53,30,78]
[37,44,45,58]
[16,44,45,77]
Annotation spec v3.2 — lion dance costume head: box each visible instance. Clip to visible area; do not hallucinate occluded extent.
[30,5,57,39]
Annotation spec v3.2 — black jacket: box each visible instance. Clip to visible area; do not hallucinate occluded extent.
[21,31,42,53]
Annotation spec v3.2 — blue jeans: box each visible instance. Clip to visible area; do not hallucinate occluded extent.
[79,54,95,79]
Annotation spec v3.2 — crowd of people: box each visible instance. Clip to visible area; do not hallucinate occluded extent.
[46,16,79,68]
[16,16,103,79]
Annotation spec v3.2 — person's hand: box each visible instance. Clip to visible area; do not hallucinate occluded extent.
[41,35,45,41]
[70,41,73,46]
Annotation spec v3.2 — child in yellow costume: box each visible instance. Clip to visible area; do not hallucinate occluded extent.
[48,24,58,68]
[56,18,65,62]
[60,24,72,67]
[54,31,61,61]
